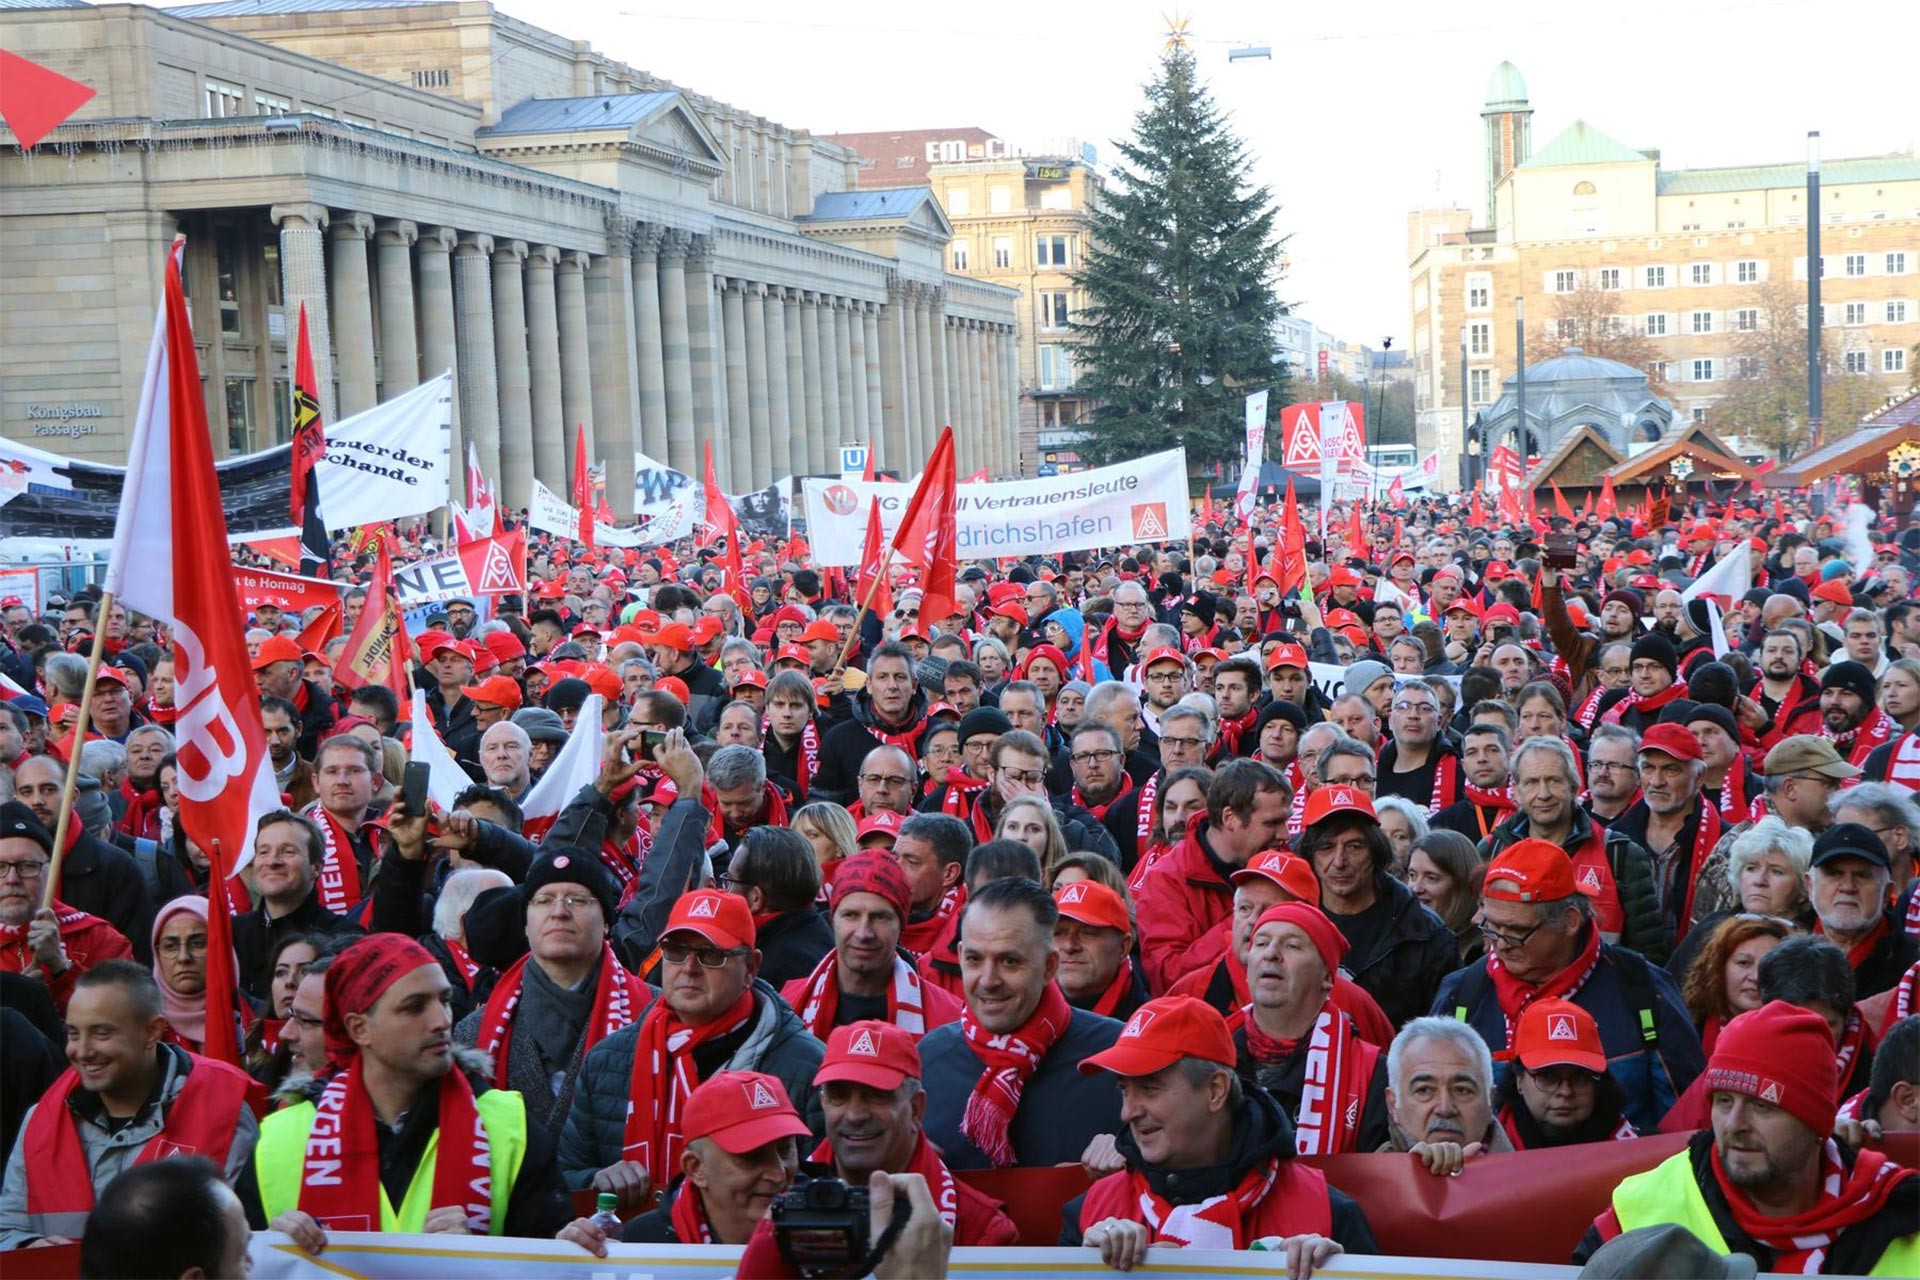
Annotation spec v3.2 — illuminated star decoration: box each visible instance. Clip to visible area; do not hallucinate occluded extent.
[1162,12,1193,53]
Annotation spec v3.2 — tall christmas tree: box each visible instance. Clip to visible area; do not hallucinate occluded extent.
[1071,43,1286,470]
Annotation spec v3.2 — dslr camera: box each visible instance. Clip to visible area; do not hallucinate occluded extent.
[769,1175,908,1279]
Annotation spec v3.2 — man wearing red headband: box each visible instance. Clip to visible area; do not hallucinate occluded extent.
[244,934,569,1248]
[1578,1001,1919,1273]
[1065,995,1374,1272]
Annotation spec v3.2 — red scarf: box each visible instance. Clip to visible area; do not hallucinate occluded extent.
[798,721,820,798]
[669,1181,717,1244]
[1094,616,1147,667]
[939,770,991,825]
[1887,730,1920,789]
[958,980,1071,1168]
[860,708,927,754]
[1242,1001,1374,1155]
[1461,782,1514,836]
[1487,923,1603,1035]
[443,939,480,991]
[1079,959,1140,1020]
[1430,753,1463,811]
[900,883,965,957]
[1672,796,1724,928]
[1711,1138,1916,1273]
[1071,779,1134,823]
[1117,1157,1280,1251]
[1216,709,1257,758]
[298,1056,494,1233]
[1714,763,1764,824]
[1181,624,1221,655]
[1818,915,1891,974]
[1827,705,1894,769]
[1573,684,1610,732]
[598,834,643,902]
[791,950,931,1038]
[621,988,756,1189]
[1600,680,1685,726]
[807,1130,961,1231]
[24,1055,251,1214]
[303,802,365,915]
[1135,771,1161,848]
[474,944,645,1087]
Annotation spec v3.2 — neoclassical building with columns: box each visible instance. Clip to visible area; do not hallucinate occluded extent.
[0,0,1023,515]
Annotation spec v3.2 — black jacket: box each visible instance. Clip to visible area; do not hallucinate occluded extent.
[1327,876,1459,1030]
[54,830,156,964]
[1058,1087,1378,1252]
[424,686,483,779]
[754,906,835,992]
[1848,906,1920,1000]
[809,687,931,806]
[232,891,363,1000]
[919,1006,1123,1171]
[0,1007,61,1173]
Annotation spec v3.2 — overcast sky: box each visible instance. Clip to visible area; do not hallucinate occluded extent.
[198,0,1920,345]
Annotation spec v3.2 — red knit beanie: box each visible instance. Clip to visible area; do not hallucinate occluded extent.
[1253,901,1349,976]
[323,934,437,1071]
[1703,1000,1839,1135]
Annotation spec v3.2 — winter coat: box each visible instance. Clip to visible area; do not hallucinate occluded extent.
[918,1007,1123,1171]
[555,979,823,1188]
[52,830,156,965]
[808,687,931,806]
[1430,931,1705,1135]
[753,907,835,992]
[1133,816,1237,995]
[1332,876,1461,1031]
[1479,807,1671,966]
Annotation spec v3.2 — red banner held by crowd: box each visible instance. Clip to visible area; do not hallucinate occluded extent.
[230,564,342,614]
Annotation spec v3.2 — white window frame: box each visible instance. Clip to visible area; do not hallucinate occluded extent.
[1888,251,1909,275]
[1689,262,1713,286]
[1038,290,1070,331]
[1735,308,1759,332]
[1468,367,1493,405]
[1844,253,1867,277]
[204,79,244,118]
[1886,348,1908,373]
[1736,260,1759,284]
[1843,350,1869,374]
[1843,301,1867,326]
[1690,310,1713,334]
[1690,358,1715,382]
[1551,269,1577,293]
[1888,300,1910,324]
[1643,313,1668,337]
[1468,322,1492,356]
[1597,268,1621,291]
[950,241,969,272]
[991,236,1012,270]
[1643,265,1668,289]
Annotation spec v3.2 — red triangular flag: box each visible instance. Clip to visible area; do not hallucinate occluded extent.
[572,424,595,551]
[295,600,343,655]
[1345,503,1365,557]
[1581,490,1595,520]
[1551,480,1575,521]
[861,448,876,483]
[889,427,959,626]
[197,837,244,1067]
[1275,478,1307,598]
[1597,473,1618,520]
[856,497,893,618]
[0,51,96,150]
[289,305,330,578]
[1468,487,1485,528]
[332,539,411,702]
[699,443,731,551]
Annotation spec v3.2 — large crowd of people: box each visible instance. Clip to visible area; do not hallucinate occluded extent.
[1,487,1917,1276]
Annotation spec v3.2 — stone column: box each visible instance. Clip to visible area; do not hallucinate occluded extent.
[943,322,964,473]
[1002,326,1021,474]
[817,296,844,476]
[986,326,1005,479]
[799,293,826,477]
[782,291,808,480]
[879,279,908,473]
[556,251,595,477]
[271,205,334,424]
[491,240,534,508]
[742,281,773,488]
[832,297,858,444]
[720,277,751,492]
[524,244,566,488]
[764,287,793,481]
[452,233,500,493]
[328,213,377,417]
[928,290,951,455]
[968,323,987,477]
[862,304,884,446]
[845,299,871,446]
[374,220,419,399]
[416,226,458,488]
[901,289,924,468]
[913,287,937,463]
[683,236,720,478]
[631,225,669,464]
[658,231,697,475]
[587,216,642,520]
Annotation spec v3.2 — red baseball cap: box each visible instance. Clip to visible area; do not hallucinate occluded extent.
[1483,838,1578,904]
[1484,562,1510,582]
[93,666,135,691]
[690,616,725,647]
[1231,849,1320,902]
[1078,996,1236,1078]
[1264,642,1309,671]
[1511,997,1607,1073]
[798,620,840,645]
[1639,722,1703,763]
[641,622,694,651]
[856,810,904,845]
[1325,567,1361,588]
[1811,580,1853,607]
[681,1070,810,1154]
[662,889,755,949]
[730,669,768,691]
[459,676,523,710]
[654,675,690,706]
[570,622,603,640]
[815,1020,921,1092]
[1324,607,1361,629]
[1140,646,1187,671]
[1053,880,1131,934]
[583,666,622,701]
[988,602,1028,624]
[772,644,811,668]
[1483,603,1521,627]
[252,635,304,670]
[1301,785,1377,829]
[427,637,473,662]
[483,630,527,662]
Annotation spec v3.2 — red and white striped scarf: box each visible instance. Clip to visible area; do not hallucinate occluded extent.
[791,950,930,1039]
[1134,770,1161,847]
[472,945,645,1088]
[958,980,1070,1168]
[620,988,756,1190]
[303,802,364,915]
[1826,705,1895,772]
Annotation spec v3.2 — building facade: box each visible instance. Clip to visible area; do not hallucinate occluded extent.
[1409,62,1920,489]
[0,1,1022,514]
[826,128,1101,474]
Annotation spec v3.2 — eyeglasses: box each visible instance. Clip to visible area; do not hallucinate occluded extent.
[1477,917,1546,950]
[157,936,210,957]
[1159,735,1203,750]
[529,893,599,912]
[858,773,913,789]
[288,1010,324,1031]
[1391,701,1437,714]
[1070,749,1120,765]
[997,767,1046,787]
[660,943,749,969]
[0,860,47,880]
[1589,760,1639,774]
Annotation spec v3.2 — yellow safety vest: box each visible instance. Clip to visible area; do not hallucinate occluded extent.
[1610,1149,1920,1278]
[254,1086,528,1234]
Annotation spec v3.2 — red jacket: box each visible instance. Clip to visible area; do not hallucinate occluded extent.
[0,902,134,1012]
[1134,814,1236,995]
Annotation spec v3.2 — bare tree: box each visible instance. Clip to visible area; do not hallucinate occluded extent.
[1526,282,1670,396]
[1712,279,1888,461]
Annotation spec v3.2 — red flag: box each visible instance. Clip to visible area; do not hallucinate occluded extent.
[289,305,329,576]
[1771,491,1785,523]
[962,467,988,485]
[856,497,893,617]
[1387,474,1405,505]
[332,538,412,703]
[104,237,279,884]
[889,426,959,626]
[464,440,498,538]
[197,836,243,1067]
[698,444,732,551]
[572,423,594,551]
[0,50,96,150]
[1344,503,1365,557]
[862,448,876,483]
[1581,490,1595,520]
[1551,481,1575,521]
[1597,473,1618,520]
[1275,478,1308,597]
[295,600,342,655]
[456,527,528,597]
[1245,516,1260,601]
[699,444,751,613]
[1468,488,1485,528]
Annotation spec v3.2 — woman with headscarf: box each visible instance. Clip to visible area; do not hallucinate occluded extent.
[150,895,260,1058]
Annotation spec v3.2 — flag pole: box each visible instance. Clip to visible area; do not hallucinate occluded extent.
[41,592,114,910]
[833,546,895,673]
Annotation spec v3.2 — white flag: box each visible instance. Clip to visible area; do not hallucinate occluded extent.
[521,693,604,839]
[409,688,475,812]
[1680,541,1752,605]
